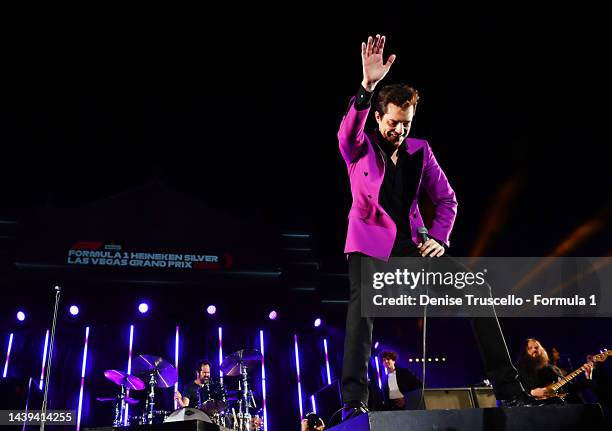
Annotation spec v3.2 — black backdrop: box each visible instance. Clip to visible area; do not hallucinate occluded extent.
[1,2,611,430]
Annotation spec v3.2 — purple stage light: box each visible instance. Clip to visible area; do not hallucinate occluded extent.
[268,310,278,320]
[313,318,322,328]
[76,326,90,431]
[294,334,304,419]
[69,305,80,316]
[374,341,379,349]
[218,327,223,380]
[259,330,268,431]
[39,330,50,390]
[3,333,13,378]
[138,303,149,314]
[16,311,25,322]
[206,305,217,315]
[374,356,382,390]
[311,394,317,414]
[124,325,134,426]
[174,326,180,410]
[323,339,332,385]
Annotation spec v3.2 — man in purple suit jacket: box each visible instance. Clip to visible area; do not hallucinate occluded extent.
[339,35,532,419]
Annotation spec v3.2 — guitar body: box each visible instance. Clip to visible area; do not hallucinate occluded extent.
[534,391,568,404]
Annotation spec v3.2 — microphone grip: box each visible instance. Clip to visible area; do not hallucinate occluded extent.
[418,227,429,245]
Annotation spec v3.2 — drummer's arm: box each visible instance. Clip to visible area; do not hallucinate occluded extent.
[174,390,189,408]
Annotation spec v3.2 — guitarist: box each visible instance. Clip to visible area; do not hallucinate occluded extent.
[516,338,594,403]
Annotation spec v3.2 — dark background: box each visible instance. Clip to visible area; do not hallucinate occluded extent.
[1,2,610,430]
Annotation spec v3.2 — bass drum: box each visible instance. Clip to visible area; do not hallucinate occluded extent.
[164,407,213,423]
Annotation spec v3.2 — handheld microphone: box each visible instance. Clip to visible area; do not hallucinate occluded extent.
[417,226,429,245]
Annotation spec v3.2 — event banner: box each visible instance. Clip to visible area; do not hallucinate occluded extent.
[360,256,612,317]
[65,241,233,271]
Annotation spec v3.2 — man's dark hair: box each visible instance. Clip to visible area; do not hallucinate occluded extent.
[516,338,549,371]
[381,351,398,361]
[375,84,420,116]
[195,359,212,372]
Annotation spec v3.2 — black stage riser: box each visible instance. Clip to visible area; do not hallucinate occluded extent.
[328,404,605,431]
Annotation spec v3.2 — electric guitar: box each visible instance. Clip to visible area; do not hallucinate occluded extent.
[535,348,610,402]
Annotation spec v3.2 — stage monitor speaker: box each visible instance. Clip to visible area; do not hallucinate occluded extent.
[327,404,606,431]
[423,388,474,410]
[472,387,497,408]
[164,408,212,423]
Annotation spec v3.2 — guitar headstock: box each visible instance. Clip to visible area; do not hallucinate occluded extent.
[592,349,610,363]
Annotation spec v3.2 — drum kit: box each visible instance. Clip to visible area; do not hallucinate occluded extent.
[96,349,264,430]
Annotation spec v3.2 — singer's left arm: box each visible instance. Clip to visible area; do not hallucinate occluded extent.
[421,142,458,249]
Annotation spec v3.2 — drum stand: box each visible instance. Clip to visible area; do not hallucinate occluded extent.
[112,385,129,427]
[144,372,158,424]
[236,364,257,431]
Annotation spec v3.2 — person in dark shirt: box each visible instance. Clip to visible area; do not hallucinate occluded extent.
[380,351,421,410]
[174,359,212,408]
[516,338,593,403]
[549,346,568,377]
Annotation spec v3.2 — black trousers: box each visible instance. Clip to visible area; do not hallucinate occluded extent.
[340,254,524,405]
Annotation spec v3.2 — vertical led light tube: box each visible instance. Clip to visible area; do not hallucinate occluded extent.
[259,330,268,431]
[3,333,13,378]
[174,325,180,410]
[294,334,303,419]
[323,339,331,385]
[76,327,90,431]
[218,327,224,381]
[310,394,317,414]
[124,325,134,426]
[374,356,382,390]
[39,330,50,390]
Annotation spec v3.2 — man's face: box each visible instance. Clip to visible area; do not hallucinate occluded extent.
[551,347,560,361]
[526,340,544,359]
[197,364,211,381]
[375,103,415,147]
[381,357,396,371]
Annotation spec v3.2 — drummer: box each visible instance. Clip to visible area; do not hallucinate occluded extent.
[174,359,212,408]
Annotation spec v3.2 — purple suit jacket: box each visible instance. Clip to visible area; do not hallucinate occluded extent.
[338,97,458,261]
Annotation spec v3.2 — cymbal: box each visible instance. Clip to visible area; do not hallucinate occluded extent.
[103,369,146,391]
[96,396,139,405]
[132,354,178,388]
[220,349,262,376]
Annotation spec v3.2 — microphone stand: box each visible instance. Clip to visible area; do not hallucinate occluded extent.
[417,228,430,410]
[40,286,61,431]
[418,254,430,409]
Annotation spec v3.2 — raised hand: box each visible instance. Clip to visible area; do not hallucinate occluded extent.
[361,34,396,91]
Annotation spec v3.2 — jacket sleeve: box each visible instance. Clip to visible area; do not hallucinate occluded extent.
[338,97,369,164]
[421,143,458,247]
[399,368,422,392]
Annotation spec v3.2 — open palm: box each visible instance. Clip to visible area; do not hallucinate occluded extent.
[361,34,396,90]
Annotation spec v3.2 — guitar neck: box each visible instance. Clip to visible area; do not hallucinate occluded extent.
[550,350,610,392]
[550,366,584,391]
